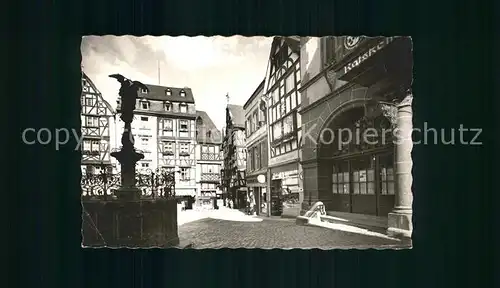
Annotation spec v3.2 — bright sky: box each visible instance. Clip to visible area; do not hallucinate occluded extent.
[81,36,272,129]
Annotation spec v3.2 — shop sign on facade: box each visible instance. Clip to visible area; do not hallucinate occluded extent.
[257,174,266,183]
[342,37,395,74]
[344,36,361,50]
[272,170,298,180]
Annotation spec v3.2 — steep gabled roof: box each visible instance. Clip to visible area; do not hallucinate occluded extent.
[243,79,265,110]
[227,104,245,129]
[283,36,301,53]
[140,84,196,103]
[270,36,301,56]
[82,72,116,114]
[196,110,222,144]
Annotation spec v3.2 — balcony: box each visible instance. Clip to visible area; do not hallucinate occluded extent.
[200,173,221,182]
[200,153,221,161]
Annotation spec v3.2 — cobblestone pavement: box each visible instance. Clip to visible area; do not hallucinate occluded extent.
[178,217,411,249]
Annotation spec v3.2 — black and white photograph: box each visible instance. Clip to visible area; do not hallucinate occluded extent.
[79,35,413,249]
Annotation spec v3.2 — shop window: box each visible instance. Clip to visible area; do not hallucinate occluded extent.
[351,157,376,195]
[332,161,349,194]
[380,154,395,195]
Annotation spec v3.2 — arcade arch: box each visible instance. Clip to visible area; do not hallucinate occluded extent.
[314,102,395,216]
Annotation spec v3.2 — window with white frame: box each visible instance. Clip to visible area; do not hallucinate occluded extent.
[164,101,172,111]
[201,183,216,190]
[166,89,172,96]
[85,96,94,106]
[162,141,174,156]
[179,119,189,137]
[179,142,190,155]
[82,140,100,154]
[180,167,190,180]
[202,164,219,174]
[179,103,188,113]
[141,101,150,110]
[85,116,99,127]
[162,119,173,130]
[160,119,173,137]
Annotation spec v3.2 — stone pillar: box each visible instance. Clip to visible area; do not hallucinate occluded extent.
[387,94,414,238]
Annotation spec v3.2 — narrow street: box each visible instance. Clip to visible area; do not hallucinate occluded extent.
[177,208,410,249]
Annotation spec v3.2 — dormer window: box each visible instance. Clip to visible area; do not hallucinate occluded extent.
[180,103,188,113]
[141,88,148,94]
[180,90,186,97]
[141,100,150,110]
[164,101,172,111]
[165,89,172,96]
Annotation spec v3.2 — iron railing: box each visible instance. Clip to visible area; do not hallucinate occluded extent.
[81,168,176,200]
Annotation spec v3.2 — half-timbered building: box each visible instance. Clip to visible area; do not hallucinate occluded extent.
[221,104,247,209]
[298,36,413,237]
[195,111,223,206]
[262,37,303,217]
[116,84,198,199]
[81,72,116,174]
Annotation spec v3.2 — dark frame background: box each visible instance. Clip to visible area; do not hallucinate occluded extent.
[12,0,494,287]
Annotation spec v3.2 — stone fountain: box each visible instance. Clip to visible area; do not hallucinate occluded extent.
[81,74,181,248]
[109,74,147,200]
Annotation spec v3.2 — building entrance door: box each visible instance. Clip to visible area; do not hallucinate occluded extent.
[350,155,377,215]
[330,151,395,216]
[270,179,283,216]
[331,160,351,212]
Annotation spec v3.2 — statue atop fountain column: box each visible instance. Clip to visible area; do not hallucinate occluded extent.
[108,74,147,200]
